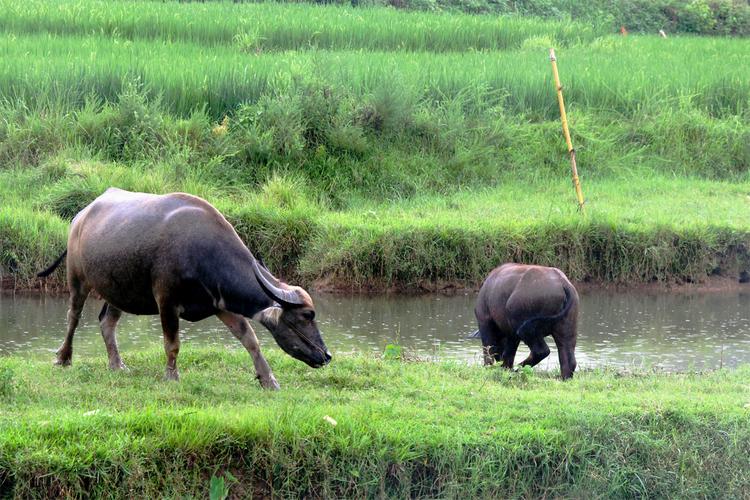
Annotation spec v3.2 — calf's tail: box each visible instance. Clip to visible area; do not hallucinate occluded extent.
[515,285,573,342]
[37,250,67,278]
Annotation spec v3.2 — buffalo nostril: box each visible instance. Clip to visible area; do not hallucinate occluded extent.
[324,350,332,363]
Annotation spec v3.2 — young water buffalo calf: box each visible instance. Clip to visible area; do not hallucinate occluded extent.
[473,263,578,379]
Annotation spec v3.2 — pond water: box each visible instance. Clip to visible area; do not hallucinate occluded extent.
[2,290,750,371]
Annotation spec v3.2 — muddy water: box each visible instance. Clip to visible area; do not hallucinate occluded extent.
[1,291,750,371]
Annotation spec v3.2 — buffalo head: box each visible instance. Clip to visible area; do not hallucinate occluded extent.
[252,259,332,368]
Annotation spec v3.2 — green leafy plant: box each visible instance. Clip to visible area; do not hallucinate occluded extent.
[209,475,230,500]
[383,343,403,361]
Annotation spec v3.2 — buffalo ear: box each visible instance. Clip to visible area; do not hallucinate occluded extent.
[251,258,305,307]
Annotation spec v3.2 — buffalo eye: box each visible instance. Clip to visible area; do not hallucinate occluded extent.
[302,310,315,321]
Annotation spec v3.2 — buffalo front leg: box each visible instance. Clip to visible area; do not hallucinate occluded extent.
[98,303,127,370]
[158,303,181,381]
[55,281,90,366]
[501,336,520,369]
[217,311,280,390]
[477,321,503,366]
[519,335,551,368]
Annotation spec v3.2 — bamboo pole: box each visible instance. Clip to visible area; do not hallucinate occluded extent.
[549,48,585,213]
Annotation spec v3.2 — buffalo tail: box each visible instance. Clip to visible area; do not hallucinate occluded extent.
[514,286,573,342]
[37,250,67,277]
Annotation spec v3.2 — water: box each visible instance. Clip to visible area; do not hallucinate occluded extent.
[2,291,750,371]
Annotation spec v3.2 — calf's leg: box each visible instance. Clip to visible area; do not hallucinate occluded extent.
[98,303,127,370]
[519,335,550,368]
[553,331,577,380]
[477,321,504,366]
[217,311,280,390]
[501,336,520,369]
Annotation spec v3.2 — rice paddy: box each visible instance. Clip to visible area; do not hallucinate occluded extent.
[0,33,747,119]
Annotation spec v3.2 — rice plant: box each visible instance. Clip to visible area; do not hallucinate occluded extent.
[0,33,746,119]
[0,0,598,52]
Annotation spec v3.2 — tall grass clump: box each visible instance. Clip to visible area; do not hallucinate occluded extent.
[0,100,74,167]
[0,205,67,286]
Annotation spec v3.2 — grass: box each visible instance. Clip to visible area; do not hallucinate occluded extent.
[4,155,750,289]
[302,176,750,287]
[0,2,748,290]
[0,0,599,52]
[268,0,750,36]
[1,3,749,496]
[10,0,745,37]
[0,348,748,497]
[0,34,747,119]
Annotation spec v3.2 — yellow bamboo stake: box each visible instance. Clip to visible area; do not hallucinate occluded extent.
[549,48,585,213]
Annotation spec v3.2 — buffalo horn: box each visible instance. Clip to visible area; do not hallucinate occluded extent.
[251,258,305,307]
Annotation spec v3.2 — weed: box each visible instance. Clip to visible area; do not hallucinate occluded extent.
[208,475,230,500]
[0,366,13,399]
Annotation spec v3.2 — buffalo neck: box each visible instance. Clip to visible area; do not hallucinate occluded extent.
[198,245,275,319]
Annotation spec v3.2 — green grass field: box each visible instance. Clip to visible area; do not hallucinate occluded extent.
[0,0,599,51]
[0,34,747,118]
[1,348,748,498]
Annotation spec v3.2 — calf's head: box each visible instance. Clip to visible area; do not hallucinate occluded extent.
[252,260,331,368]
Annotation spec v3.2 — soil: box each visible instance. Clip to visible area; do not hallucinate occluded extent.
[4,272,749,296]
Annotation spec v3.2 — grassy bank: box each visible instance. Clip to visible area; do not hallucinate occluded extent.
[4,162,750,290]
[0,348,748,497]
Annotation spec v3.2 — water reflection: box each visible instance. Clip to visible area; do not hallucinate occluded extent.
[2,291,750,371]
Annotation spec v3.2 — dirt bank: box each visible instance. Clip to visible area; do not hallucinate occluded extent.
[6,273,749,297]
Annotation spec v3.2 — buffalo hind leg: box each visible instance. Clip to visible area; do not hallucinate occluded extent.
[519,335,550,368]
[55,281,90,366]
[553,333,577,380]
[158,302,181,381]
[98,303,127,370]
[217,311,280,390]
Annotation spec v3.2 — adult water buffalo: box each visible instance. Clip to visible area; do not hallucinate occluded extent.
[37,188,331,389]
[473,263,578,379]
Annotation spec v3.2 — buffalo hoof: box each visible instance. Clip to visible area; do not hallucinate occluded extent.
[109,361,128,371]
[259,375,280,391]
[164,369,180,382]
[54,357,72,367]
